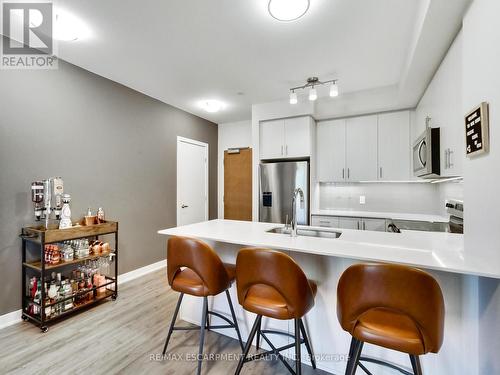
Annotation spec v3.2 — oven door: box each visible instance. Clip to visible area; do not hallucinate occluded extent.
[413,131,430,176]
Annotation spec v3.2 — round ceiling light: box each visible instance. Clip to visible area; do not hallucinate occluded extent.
[268,0,310,22]
[200,100,224,113]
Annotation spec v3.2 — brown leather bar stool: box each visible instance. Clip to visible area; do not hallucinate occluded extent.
[234,248,317,375]
[337,263,445,375]
[163,236,244,375]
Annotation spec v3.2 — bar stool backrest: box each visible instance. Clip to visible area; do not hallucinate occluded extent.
[167,236,231,296]
[337,263,445,353]
[236,248,315,319]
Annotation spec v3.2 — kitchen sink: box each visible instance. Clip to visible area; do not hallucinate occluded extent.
[267,226,342,239]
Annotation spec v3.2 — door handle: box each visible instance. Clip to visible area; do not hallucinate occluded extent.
[181,204,188,208]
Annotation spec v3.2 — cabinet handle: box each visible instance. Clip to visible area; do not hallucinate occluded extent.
[448,149,454,168]
[444,149,449,169]
[380,167,383,179]
[281,145,283,156]
[342,168,345,179]
[348,168,350,179]
[357,220,360,230]
[285,145,288,156]
[363,221,366,230]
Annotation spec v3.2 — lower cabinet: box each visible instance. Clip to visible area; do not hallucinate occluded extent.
[311,215,387,232]
[338,217,361,230]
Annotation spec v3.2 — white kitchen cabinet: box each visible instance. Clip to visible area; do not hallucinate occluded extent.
[345,115,378,181]
[316,120,346,182]
[322,216,387,232]
[311,215,339,228]
[338,217,360,230]
[260,117,313,160]
[284,117,313,158]
[260,119,285,159]
[362,218,387,232]
[378,112,410,180]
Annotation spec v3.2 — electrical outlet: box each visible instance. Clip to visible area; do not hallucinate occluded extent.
[359,195,366,205]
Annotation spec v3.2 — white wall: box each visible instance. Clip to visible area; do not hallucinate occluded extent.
[462,1,500,372]
[217,120,252,218]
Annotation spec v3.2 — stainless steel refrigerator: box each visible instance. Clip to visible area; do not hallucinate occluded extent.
[259,161,309,225]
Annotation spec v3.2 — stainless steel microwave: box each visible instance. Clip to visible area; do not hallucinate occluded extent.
[413,127,440,178]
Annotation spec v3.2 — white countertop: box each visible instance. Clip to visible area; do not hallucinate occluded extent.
[158,219,499,279]
[312,209,449,222]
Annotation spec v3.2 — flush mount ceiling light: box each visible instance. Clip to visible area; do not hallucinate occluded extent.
[268,0,310,22]
[54,11,91,41]
[289,77,339,104]
[200,100,224,113]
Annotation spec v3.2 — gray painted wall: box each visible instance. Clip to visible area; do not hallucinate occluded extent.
[0,59,218,315]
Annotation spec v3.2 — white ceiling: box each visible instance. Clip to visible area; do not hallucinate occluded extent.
[50,0,471,123]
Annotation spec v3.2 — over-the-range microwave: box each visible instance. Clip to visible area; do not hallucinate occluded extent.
[413,127,440,178]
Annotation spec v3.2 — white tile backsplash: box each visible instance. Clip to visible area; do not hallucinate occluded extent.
[319,181,463,215]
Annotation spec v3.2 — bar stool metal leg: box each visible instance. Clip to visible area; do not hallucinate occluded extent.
[345,338,363,375]
[299,319,316,369]
[196,297,208,375]
[205,299,210,331]
[226,290,245,351]
[256,317,262,350]
[235,315,262,375]
[410,355,423,375]
[162,292,184,355]
[294,319,302,375]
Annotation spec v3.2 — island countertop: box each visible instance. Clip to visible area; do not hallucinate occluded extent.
[158,219,499,279]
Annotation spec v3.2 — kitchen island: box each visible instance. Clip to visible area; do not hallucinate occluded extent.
[158,219,495,375]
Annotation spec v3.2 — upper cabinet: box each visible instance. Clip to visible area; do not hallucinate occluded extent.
[316,111,411,182]
[378,111,410,181]
[317,119,346,182]
[260,116,313,160]
[345,115,378,181]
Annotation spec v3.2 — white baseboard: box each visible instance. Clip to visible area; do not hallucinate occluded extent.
[0,259,167,331]
[117,259,166,285]
[0,309,22,330]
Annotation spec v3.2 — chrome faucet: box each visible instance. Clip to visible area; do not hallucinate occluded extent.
[291,188,304,237]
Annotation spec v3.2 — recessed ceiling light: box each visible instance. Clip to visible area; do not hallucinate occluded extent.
[268,0,310,22]
[200,100,224,113]
[54,11,91,41]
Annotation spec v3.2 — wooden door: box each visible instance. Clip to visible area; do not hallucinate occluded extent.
[224,148,252,221]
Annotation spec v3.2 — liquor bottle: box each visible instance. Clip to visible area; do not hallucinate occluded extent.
[44,283,52,319]
[86,278,93,301]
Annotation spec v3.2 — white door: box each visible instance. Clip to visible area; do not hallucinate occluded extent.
[260,119,285,159]
[346,115,378,181]
[362,218,387,232]
[284,117,312,158]
[177,137,208,226]
[317,119,346,182]
[378,111,410,181]
[338,217,360,230]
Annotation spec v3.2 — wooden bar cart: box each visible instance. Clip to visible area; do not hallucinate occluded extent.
[20,221,118,332]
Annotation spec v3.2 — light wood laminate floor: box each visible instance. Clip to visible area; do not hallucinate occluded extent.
[1,270,330,375]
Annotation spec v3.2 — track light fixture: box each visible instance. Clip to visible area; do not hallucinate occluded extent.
[289,77,339,104]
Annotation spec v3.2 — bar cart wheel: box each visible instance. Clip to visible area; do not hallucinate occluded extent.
[111,294,117,301]
[41,326,49,333]
[21,315,28,321]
